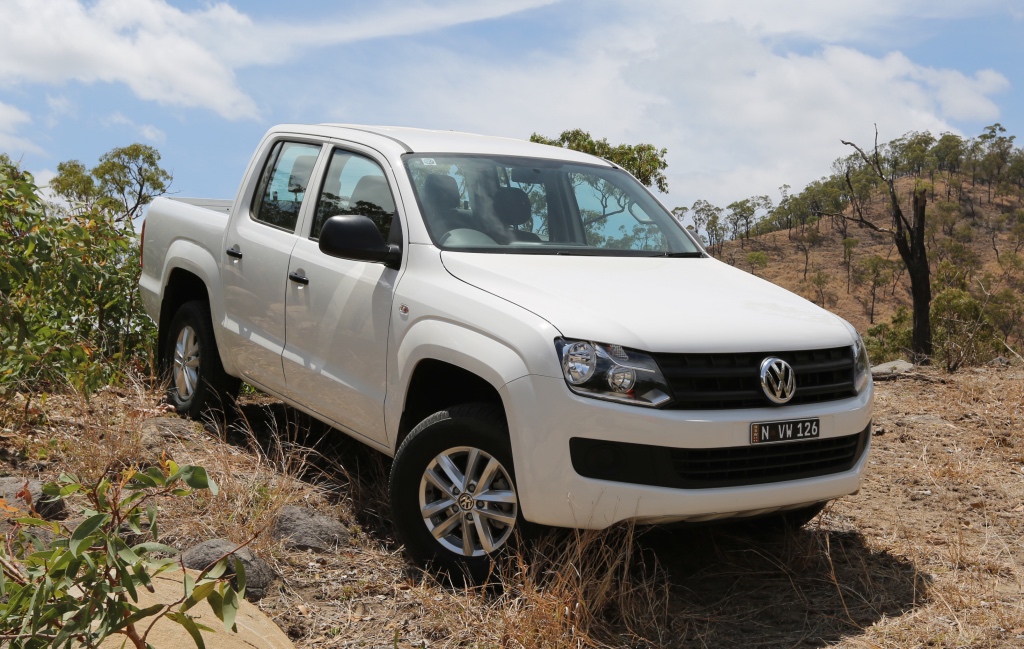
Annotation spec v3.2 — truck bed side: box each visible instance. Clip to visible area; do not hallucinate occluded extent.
[140,197,237,375]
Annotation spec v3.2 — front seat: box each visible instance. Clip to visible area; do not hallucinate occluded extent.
[421,174,463,234]
[494,187,540,242]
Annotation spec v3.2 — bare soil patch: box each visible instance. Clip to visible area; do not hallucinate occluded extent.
[2,365,1022,647]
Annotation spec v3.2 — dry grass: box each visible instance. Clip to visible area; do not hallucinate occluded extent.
[1,364,1023,647]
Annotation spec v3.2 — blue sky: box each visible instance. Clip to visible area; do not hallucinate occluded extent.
[1,0,1022,211]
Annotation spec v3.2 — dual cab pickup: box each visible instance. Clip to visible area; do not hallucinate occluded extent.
[140,124,873,579]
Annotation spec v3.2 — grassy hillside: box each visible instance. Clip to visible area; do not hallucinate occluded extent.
[714,176,1024,365]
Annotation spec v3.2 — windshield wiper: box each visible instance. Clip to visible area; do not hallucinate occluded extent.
[661,251,705,258]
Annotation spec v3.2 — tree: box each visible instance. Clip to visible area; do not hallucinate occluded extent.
[746,251,769,276]
[51,143,172,226]
[838,128,933,361]
[689,199,726,257]
[530,129,668,192]
[854,255,894,324]
[977,123,1015,204]
[842,238,858,294]
[725,195,772,246]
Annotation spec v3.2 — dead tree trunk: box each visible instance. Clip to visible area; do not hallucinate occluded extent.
[837,128,933,361]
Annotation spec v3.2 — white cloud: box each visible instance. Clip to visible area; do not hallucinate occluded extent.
[0,101,40,155]
[0,0,557,120]
[674,0,1016,42]
[104,112,167,143]
[333,2,1010,209]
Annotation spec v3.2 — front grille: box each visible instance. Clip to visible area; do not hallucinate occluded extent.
[653,346,856,410]
[569,424,870,490]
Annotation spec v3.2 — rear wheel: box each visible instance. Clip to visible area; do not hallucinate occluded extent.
[389,403,524,583]
[163,301,240,419]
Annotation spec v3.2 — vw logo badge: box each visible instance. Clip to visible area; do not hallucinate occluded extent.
[760,357,795,404]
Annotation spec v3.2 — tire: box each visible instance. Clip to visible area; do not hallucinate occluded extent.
[163,301,240,419]
[389,403,525,584]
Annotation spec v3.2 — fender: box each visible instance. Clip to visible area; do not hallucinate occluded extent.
[384,318,530,450]
[157,240,238,377]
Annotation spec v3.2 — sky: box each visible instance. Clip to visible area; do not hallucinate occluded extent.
[1,0,1022,212]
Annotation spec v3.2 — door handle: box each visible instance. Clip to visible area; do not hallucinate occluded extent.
[288,272,309,285]
[225,248,243,259]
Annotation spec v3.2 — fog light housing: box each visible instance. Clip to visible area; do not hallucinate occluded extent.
[608,366,636,392]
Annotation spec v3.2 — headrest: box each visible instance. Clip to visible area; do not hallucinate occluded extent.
[323,173,341,197]
[350,175,395,214]
[423,174,460,211]
[288,155,317,193]
[494,187,531,227]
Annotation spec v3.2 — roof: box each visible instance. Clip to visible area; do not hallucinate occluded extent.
[313,123,611,166]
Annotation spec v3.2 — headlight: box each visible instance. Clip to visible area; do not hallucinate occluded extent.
[555,338,672,407]
[853,334,871,394]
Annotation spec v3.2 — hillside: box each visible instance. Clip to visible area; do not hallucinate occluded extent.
[714,176,1024,363]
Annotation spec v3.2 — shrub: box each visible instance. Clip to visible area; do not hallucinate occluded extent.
[0,162,155,397]
[864,306,912,363]
[931,288,999,371]
[0,463,244,648]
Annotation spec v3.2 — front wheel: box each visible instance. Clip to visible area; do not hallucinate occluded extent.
[163,301,240,419]
[389,404,523,583]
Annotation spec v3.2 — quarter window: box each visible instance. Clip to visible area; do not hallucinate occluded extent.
[251,141,322,232]
[312,149,396,242]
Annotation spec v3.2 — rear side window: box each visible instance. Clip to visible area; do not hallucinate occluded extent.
[311,149,396,242]
[250,141,322,232]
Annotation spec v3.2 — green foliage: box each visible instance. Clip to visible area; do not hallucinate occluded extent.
[0,463,244,648]
[864,307,912,363]
[530,129,669,192]
[51,144,171,225]
[930,288,999,371]
[745,251,768,275]
[0,162,155,396]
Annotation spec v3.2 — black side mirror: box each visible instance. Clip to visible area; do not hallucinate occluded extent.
[319,215,401,269]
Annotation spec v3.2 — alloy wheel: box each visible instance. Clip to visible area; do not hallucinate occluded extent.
[418,446,518,557]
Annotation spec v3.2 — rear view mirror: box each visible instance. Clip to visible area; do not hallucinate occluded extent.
[319,215,401,269]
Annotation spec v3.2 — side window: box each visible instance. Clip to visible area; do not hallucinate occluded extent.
[312,149,396,242]
[250,141,322,232]
[571,172,667,251]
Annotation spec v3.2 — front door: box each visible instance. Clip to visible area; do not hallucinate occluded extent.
[283,147,401,444]
[221,139,324,392]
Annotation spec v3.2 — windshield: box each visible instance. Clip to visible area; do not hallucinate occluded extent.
[403,154,702,256]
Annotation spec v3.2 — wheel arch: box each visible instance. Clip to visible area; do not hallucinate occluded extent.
[386,320,530,454]
[155,238,238,375]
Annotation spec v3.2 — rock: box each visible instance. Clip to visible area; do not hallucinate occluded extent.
[871,359,914,377]
[98,569,293,649]
[0,476,65,520]
[181,539,275,602]
[137,417,195,463]
[909,489,933,501]
[988,355,1011,367]
[271,505,349,552]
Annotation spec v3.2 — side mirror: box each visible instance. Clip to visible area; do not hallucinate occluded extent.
[318,215,401,269]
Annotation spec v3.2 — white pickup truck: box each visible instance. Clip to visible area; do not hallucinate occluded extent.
[140,123,873,579]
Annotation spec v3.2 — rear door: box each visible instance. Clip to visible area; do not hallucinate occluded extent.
[282,145,401,444]
[221,139,325,392]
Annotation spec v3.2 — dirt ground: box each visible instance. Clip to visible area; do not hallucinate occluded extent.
[2,362,1022,648]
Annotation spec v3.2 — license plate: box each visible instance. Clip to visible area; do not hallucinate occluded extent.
[750,418,820,444]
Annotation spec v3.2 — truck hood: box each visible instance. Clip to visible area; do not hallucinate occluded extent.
[440,252,854,353]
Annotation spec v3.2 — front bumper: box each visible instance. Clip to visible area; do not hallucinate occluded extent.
[500,375,873,529]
